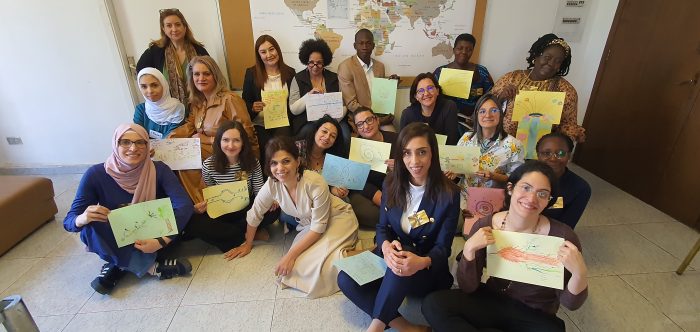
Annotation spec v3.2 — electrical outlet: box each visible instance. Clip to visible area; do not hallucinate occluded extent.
[6,137,23,145]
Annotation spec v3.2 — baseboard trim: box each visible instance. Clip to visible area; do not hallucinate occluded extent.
[0,165,91,175]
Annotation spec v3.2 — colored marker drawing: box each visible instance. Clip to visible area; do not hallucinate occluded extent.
[151,138,202,170]
[108,198,178,248]
[202,181,250,218]
[487,230,565,289]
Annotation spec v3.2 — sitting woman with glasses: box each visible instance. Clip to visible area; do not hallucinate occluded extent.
[136,8,209,106]
[64,124,194,295]
[349,107,397,228]
[456,93,524,229]
[537,132,591,229]
[399,72,459,145]
[288,38,349,141]
[422,160,588,332]
[338,123,460,332]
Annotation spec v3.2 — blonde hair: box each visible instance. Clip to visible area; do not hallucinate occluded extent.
[186,56,229,107]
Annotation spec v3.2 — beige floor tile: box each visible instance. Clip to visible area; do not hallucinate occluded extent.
[576,225,681,276]
[54,188,78,219]
[48,233,91,257]
[629,222,700,270]
[557,311,581,332]
[620,271,700,316]
[64,307,176,332]
[666,313,700,332]
[182,243,282,305]
[46,173,83,197]
[2,219,69,259]
[563,276,683,332]
[1,255,103,316]
[168,300,274,331]
[33,314,75,332]
[271,294,370,331]
[0,257,40,293]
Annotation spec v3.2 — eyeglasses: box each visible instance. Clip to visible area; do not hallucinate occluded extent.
[307,61,324,68]
[416,85,436,96]
[478,107,500,115]
[159,8,181,14]
[355,116,377,129]
[118,139,148,149]
[514,183,552,200]
[537,150,568,160]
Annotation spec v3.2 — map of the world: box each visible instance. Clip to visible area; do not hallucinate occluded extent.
[250,0,476,76]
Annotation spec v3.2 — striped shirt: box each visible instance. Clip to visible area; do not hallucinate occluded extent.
[201,157,265,197]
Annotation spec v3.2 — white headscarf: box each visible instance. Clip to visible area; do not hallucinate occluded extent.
[137,67,186,126]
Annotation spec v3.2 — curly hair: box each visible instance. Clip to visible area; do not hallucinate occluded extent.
[525,33,572,77]
[298,38,333,67]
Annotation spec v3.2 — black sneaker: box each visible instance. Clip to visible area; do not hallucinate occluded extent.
[91,263,124,295]
[154,258,192,280]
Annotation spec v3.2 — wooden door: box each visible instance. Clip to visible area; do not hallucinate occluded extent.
[575,0,700,229]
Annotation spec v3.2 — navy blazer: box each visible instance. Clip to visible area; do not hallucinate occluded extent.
[376,183,460,284]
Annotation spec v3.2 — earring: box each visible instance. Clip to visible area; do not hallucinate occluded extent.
[508,191,512,195]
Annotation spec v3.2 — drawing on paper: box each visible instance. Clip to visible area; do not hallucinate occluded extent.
[349,137,391,173]
[202,181,250,218]
[108,198,178,248]
[321,154,370,190]
[512,91,565,159]
[151,138,202,170]
[437,145,479,174]
[466,187,505,217]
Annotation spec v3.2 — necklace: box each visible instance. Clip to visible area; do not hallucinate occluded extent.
[500,211,541,234]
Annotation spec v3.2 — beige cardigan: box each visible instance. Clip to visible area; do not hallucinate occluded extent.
[337,55,386,113]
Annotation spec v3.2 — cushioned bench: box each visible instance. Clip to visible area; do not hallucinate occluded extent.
[0,176,58,255]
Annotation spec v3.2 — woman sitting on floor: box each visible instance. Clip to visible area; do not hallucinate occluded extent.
[63,124,193,295]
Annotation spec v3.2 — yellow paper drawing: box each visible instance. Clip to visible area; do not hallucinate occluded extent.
[512,91,565,159]
[486,230,565,289]
[349,137,392,173]
[438,145,479,174]
[435,133,448,146]
[262,90,289,129]
[202,181,250,219]
[438,68,474,99]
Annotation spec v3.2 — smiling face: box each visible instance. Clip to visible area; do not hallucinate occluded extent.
[138,74,163,102]
[269,150,299,184]
[307,51,324,76]
[117,131,148,166]
[416,78,438,109]
[354,110,379,139]
[477,99,501,129]
[453,40,474,66]
[192,62,215,95]
[258,41,279,68]
[509,171,552,219]
[220,128,243,162]
[402,136,432,186]
[532,45,565,80]
[162,15,186,44]
[537,137,570,178]
[314,122,338,151]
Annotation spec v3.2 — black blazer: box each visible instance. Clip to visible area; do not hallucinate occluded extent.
[291,68,340,133]
[136,43,209,72]
[242,65,296,122]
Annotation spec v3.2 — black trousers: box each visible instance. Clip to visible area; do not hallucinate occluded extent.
[422,288,565,332]
[184,208,279,252]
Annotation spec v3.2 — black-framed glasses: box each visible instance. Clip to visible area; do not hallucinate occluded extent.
[515,183,552,200]
[477,107,500,115]
[355,116,377,129]
[118,139,148,149]
[307,61,324,68]
[537,150,568,160]
[416,85,436,96]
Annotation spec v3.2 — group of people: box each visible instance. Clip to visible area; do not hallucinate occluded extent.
[63,8,593,332]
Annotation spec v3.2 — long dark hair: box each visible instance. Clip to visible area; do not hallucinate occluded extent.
[264,136,305,181]
[470,93,507,142]
[385,123,458,210]
[505,160,560,209]
[212,121,256,173]
[304,115,347,164]
[253,35,293,90]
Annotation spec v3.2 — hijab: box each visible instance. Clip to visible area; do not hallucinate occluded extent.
[137,67,186,125]
[104,124,157,203]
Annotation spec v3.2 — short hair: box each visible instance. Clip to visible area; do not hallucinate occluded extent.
[536,131,575,153]
[355,29,374,41]
[454,33,476,47]
[526,33,572,77]
[211,121,256,174]
[351,106,376,123]
[152,8,203,48]
[253,35,293,90]
[505,160,560,209]
[264,136,305,181]
[304,115,347,163]
[186,56,229,108]
[298,38,333,67]
[409,72,443,105]
[470,92,507,142]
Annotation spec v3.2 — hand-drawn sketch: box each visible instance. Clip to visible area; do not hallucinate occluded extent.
[151,138,202,170]
[262,90,290,129]
[487,230,565,289]
[466,187,505,217]
[512,91,565,159]
[349,137,392,173]
[322,154,371,190]
[203,181,250,218]
[306,92,344,121]
[108,198,178,248]
[370,77,398,114]
[438,145,479,174]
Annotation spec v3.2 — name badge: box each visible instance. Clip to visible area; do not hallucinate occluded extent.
[408,210,433,229]
[549,196,564,209]
[149,130,163,140]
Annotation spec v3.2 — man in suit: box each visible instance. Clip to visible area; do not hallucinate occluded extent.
[337,29,399,131]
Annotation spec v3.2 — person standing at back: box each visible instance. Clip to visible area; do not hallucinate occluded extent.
[337,29,399,132]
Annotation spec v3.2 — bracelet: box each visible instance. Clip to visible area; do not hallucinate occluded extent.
[156,237,168,248]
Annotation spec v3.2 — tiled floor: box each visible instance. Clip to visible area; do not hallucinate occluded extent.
[1,164,699,331]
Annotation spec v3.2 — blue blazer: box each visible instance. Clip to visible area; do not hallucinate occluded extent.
[375,183,460,286]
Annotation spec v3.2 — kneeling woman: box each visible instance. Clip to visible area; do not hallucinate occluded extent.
[64,124,194,295]
[338,122,460,331]
[422,161,588,332]
[226,136,358,298]
[184,121,279,256]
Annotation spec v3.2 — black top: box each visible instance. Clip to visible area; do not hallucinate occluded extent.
[291,68,340,133]
[542,167,591,229]
[136,43,209,72]
[241,65,296,122]
[352,130,398,200]
[399,97,459,145]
